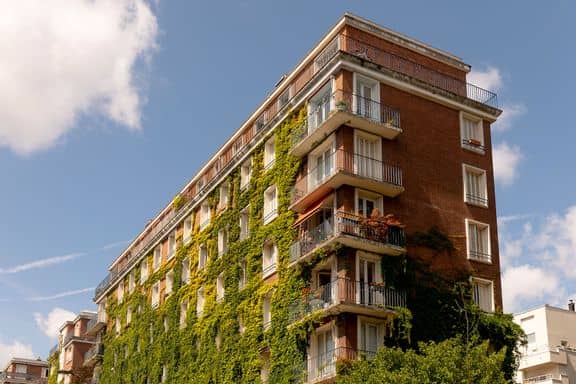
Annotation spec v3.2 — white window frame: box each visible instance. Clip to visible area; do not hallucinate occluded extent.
[128,270,136,293]
[307,82,333,133]
[239,260,247,290]
[277,86,291,110]
[198,244,208,270]
[199,201,211,231]
[117,281,124,303]
[151,282,160,308]
[161,365,167,383]
[354,189,383,217]
[263,185,278,225]
[353,129,383,180]
[308,135,336,191]
[262,241,277,278]
[463,164,488,207]
[218,183,230,211]
[240,158,252,190]
[140,259,149,283]
[470,277,494,312]
[153,246,162,272]
[308,322,336,381]
[115,318,121,336]
[460,112,485,153]
[357,316,384,356]
[240,205,250,240]
[216,272,225,302]
[218,228,228,257]
[165,270,174,296]
[180,300,188,328]
[126,306,132,325]
[167,232,176,260]
[196,287,205,317]
[353,73,381,122]
[465,219,492,263]
[264,136,276,170]
[183,215,193,244]
[181,258,190,284]
[263,295,272,330]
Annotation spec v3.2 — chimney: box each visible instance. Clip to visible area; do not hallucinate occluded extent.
[569,300,575,312]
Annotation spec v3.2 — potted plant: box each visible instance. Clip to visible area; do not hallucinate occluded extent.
[336,100,347,112]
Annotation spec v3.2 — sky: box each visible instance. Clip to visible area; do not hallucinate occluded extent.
[0,0,574,366]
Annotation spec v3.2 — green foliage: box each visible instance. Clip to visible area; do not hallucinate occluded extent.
[407,227,455,252]
[337,337,508,384]
[47,351,59,384]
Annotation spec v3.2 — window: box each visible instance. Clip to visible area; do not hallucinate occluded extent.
[263,185,278,224]
[140,259,149,283]
[167,232,176,260]
[128,270,136,293]
[65,346,73,362]
[463,164,488,207]
[218,228,228,257]
[218,184,229,211]
[180,300,188,328]
[355,131,382,180]
[163,316,169,332]
[354,74,380,122]
[240,158,252,190]
[115,318,121,336]
[240,206,250,240]
[310,328,335,380]
[263,295,271,330]
[117,281,124,303]
[255,114,265,132]
[126,307,132,325]
[309,140,335,189]
[183,215,192,244]
[261,350,270,383]
[239,260,247,290]
[233,137,243,156]
[264,137,276,170]
[526,332,536,345]
[278,87,290,110]
[359,319,383,357]
[15,364,27,373]
[199,244,208,270]
[262,242,277,278]
[197,287,205,317]
[466,219,491,263]
[181,258,190,284]
[308,83,332,132]
[151,282,160,308]
[215,332,222,351]
[165,270,174,296]
[153,246,162,271]
[238,317,246,335]
[161,365,167,383]
[216,273,225,302]
[356,189,383,217]
[199,201,211,231]
[461,113,484,152]
[471,277,494,312]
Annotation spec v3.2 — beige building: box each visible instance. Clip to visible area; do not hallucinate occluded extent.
[0,358,48,384]
[515,304,576,384]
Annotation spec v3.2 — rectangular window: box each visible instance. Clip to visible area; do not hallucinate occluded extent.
[199,201,211,231]
[310,329,335,380]
[15,364,27,374]
[197,287,205,317]
[461,114,484,152]
[471,277,494,312]
[264,137,276,170]
[153,246,162,271]
[240,158,252,190]
[278,87,290,110]
[218,228,228,257]
[239,260,247,290]
[262,242,277,278]
[526,332,536,345]
[216,273,225,302]
[261,350,270,383]
[151,282,160,308]
[359,319,383,357]
[255,115,265,132]
[308,83,332,132]
[199,245,208,270]
[183,215,193,244]
[126,307,132,325]
[141,259,149,283]
[180,300,188,328]
[354,131,382,181]
[117,281,124,303]
[263,185,278,224]
[167,232,176,260]
[115,318,121,336]
[165,270,174,296]
[463,164,488,207]
[240,206,250,240]
[354,75,380,122]
[466,219,491,263]
[233,137,243,156]
[181,258,190,284]
[218,184,230,211]
[263,296,271,330]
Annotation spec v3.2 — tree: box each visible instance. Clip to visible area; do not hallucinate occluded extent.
[337,338,508,384]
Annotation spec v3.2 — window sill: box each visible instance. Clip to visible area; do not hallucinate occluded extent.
[462,143,485,155]
[465,200,488,209]
[263,211,278,225]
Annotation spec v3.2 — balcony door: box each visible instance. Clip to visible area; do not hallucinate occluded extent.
[354,131,382,181]
[313,146,334,187]
[359,319,383,357]
[354,75,380,122]
[357,252,383,306]
[308,83,332,133]
[311,329,335,380]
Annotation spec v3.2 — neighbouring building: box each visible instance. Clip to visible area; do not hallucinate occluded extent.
[0,358,48,384]
[514,304,576,384]
[53,311,98,384]
[91,13,502,383]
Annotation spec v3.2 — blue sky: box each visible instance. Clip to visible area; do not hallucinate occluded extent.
[0,0,574,364]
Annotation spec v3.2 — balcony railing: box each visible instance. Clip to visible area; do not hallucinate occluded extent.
[289,277,406,323]
[290,210,405,263]
[84,343,104,364]
[0,371,48,382]
[291,150,402,204]
[291,90,401,151]
[524,375,563,384]
[469,249,491,263]
[465,193,488,207]
[304,347,376,383]
[62,333,95,347]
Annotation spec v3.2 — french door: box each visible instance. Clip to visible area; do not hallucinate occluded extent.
[355,79,380,121]
[355,135,382,181]
[358,258,377,305]
[312,330,335,379]
[360,321,379,357]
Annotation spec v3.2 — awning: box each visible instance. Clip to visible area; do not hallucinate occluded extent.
[293,194,333,227]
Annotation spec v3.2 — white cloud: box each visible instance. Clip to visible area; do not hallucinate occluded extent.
[493,103,526,133]
[468,66,503,92]
[0,253,83,274]
[0,0,158,155]
[27,287,94,302]
[493,142,523,186]
[0,340,35,368]
[502,264,561,312]
[34,308,76,339]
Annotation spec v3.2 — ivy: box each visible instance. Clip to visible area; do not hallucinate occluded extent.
[407,227,455,252]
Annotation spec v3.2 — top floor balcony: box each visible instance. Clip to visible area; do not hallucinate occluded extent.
[291,89,402,157]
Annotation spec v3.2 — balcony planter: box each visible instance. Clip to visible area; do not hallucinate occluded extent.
[359,210,404,242]
[467,138,482,147]
[336,100,347,112]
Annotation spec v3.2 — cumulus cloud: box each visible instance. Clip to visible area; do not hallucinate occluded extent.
[493,142,523,186]
[34,308,76,339]
[0,340,35,368]
[0,0,158,155]
[468,66,503,92]
[493,103,526,133]
[502,264,561,312]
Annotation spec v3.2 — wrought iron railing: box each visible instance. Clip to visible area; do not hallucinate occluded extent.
[291,149,402,205]
[465,193,488,206]
[469,249,492,263]
[84,343,104,363]
[62,333,95,347]
[290,210,405,263]
[289,277,406,323]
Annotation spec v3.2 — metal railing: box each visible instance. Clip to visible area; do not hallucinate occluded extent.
[305,347,376,382]
[0,371,48,382]
[62,333,95,347]
[462,138,485,151]
[84,343,104,363]
[291,89,401,150]
[469,250,491,263]
[289,277,406,323]
[291,149,402,204]
[524,374,560,383]
[466,193,488,206]
[290,210,405,263]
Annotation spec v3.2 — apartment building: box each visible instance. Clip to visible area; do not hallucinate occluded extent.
[515,304,576,384]
[92,13,502,383]
[0,358,48,384]
[54,311,97,384]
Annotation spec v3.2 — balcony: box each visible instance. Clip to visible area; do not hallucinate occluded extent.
[0,372,48,383]
[62,333,95,348]
[519,347,568,369]
[85,316,107,337]
[289,277,405,324]
[290,150,403,213]
[300,347,376,383]
[290,210,405,264]
[524,375,567,384]
[83,343,104,367]
[291,90,402,157]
